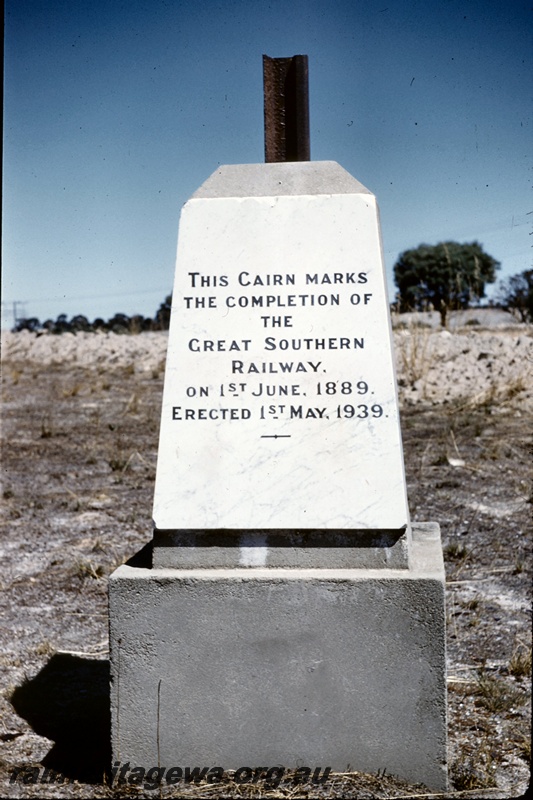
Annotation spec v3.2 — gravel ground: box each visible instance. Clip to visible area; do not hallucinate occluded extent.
[1,320,531,799]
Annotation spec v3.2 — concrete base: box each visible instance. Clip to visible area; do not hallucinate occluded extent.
[109,523,447,790]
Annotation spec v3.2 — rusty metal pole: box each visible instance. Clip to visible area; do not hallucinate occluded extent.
[263,54,310,162]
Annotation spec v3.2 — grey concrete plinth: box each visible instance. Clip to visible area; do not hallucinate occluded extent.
[109,523,447,790]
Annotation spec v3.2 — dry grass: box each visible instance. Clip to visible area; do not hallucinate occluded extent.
[450,749,498,791]
[443,540,469,561]
[395,321,433,394]
[474,670,530,713]
[509,645,532,678]
[74,560,106,580]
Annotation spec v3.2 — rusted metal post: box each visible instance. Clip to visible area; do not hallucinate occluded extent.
[263,54,310,162]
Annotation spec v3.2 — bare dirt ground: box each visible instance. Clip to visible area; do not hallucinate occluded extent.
[1,320,531,799]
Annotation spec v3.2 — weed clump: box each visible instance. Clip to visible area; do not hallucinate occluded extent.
[444,540,469,561]
[75,560,105,580]
[475,669,530,712]
[509,645,532,678]
[451,756,497,791]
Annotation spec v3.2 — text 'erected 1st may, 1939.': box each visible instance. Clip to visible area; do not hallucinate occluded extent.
[170,269,392,433]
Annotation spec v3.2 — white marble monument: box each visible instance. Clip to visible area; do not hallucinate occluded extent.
[153,161,408,533]
[110,161,447,791]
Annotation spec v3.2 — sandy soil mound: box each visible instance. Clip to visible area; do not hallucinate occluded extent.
[394,328,533,411]
[2,326,532,412]
[1,330,168,374]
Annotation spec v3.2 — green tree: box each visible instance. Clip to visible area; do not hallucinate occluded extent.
[393,241,500,327]
[497,269,533,323]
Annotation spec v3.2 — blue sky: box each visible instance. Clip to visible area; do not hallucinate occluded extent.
[3,0,532,328]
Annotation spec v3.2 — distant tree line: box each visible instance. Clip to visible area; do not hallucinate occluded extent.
[12,295,172,334]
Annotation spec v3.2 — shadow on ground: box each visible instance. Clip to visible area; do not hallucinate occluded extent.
[10,653,110,783]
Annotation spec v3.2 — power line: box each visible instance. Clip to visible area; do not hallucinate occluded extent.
[4,286,171,305]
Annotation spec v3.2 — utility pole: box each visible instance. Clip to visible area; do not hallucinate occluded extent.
[11,301,26,327]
